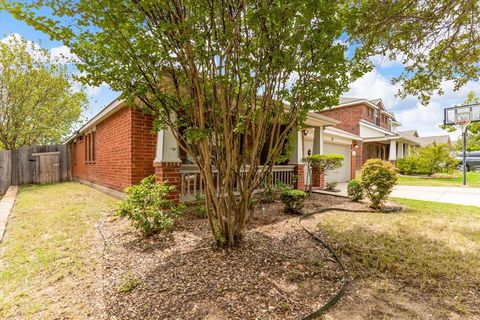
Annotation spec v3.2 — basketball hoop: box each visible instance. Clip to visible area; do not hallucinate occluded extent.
[444,103,480,186]
[455,119,471,133]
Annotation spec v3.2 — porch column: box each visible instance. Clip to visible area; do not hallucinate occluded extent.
[311,126,325,189]
[289,130,305,190]
[350,143,357,180]
[312,126,324,155]
[154,114,182,203]
[404,144,409,157]
[397,142,404,159]
[388,140,397,161]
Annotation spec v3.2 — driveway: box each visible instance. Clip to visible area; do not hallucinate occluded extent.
[323,183,480,207]
[391,185,480,207]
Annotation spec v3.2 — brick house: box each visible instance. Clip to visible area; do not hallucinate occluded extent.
[317,97,420,169]
[66,99,362,201]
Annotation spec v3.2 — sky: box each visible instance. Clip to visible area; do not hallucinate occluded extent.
[0,10,475,141]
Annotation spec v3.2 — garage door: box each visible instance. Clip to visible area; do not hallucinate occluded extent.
[324,143,351,183]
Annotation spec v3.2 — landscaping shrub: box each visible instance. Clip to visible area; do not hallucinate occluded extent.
[325,181,338,191]
[396,144,458,176]
[396,156,426,175]
[116,175,184,236]
[280,189,307,214]
[347,179,364,202]
[194,194,207,218]
[361,159,397,209]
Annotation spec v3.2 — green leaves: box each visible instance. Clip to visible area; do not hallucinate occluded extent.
[0,37,86,149]
[117,175,184,237]
[280,189,307,214]
[347,0,480,104]
[361,159,397,209]
[303,153,344,172]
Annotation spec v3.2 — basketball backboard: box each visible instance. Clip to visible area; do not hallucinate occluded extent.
[444,103,480,125]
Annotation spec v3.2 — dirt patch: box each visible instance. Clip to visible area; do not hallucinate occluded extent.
[98,194,362,320]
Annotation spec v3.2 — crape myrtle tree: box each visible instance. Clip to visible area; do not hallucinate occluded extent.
[4,0,367,246]
[347,0,480,105]
[0,37,86,149]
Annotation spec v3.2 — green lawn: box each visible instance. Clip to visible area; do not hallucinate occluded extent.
[319,198,480,318]
[397,171,480,187]
[0,183,118,319]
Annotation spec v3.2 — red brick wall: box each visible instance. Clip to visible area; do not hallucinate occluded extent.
[319,104,366,135]
[154,161,181,202]
[131,111,157,184]
[318,103,392,133]
[70,106,157,192]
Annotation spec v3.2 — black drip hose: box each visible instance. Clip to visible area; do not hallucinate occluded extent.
[298,207,370,319]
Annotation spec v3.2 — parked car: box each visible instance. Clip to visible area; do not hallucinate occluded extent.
[455,151,480,171]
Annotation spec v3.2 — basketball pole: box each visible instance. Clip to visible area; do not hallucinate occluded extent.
[462,129,467,186]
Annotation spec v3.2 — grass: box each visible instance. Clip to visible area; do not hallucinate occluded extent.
[397,171,480,187]
[0,183,118,319]
[318,198,480,316]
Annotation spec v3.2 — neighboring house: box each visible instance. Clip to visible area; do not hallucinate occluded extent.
[317,97,421,168]
[419,135,452,147]
[66,99,361,202]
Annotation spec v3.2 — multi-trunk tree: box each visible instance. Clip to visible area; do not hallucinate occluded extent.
[5,0,367,246]
[5,0,479,246]
[0,37,86,149]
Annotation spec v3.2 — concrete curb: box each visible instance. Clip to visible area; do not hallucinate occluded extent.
[0,186,19,243]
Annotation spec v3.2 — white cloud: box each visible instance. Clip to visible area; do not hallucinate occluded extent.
[369,54,403,68]
[346,68,479,140]
[1,33,79,65]
[346,69,415,109]
[85,83,109,97]
[50,45,79,64]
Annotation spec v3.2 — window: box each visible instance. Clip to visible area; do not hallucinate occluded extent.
[73,142,77,163]
[374,109,379,125]
[84,132,96,164]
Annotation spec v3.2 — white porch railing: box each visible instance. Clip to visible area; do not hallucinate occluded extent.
[179,164,296,202]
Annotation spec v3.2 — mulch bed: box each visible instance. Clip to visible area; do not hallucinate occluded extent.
[98,194,371,319]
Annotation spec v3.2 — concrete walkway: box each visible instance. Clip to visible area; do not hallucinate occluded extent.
[0,186,18,243]
[319,182,480,207]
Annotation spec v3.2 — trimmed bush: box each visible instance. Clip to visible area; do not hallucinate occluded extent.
[347,179,364,202]
[361,159,397,209]
[116,175,184,236]
[303,153,344,171]
[280,189,307,214]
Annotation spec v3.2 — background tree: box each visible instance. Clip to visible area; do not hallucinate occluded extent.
[0,37,86,149]
[4,0,368,246]
[347,0,480,104]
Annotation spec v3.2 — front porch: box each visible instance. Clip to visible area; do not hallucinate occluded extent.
[152,112,355,202]
[362,136,417,164]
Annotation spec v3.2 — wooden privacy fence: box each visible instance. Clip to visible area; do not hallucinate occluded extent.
[0,145,70,194]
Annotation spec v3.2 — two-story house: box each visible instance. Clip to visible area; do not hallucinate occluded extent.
[318,97,421,169]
